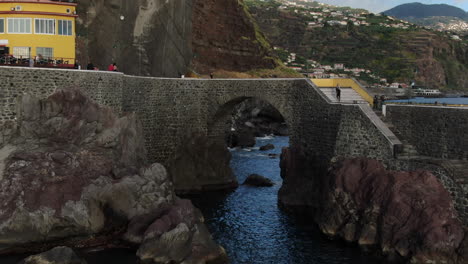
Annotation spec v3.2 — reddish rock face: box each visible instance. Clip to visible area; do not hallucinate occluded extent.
[191,0,278,74]
[279,147,467,263]
[0,89,227,263]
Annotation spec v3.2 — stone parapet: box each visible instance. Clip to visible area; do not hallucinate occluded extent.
[386,104,468,160]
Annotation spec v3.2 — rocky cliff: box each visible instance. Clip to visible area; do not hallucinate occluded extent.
[0,89,226,263]
[76,0,278,77]
[279,147,468,263]
[191,0,277,74]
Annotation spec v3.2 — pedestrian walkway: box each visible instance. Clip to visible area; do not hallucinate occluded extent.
[319,87,368,104]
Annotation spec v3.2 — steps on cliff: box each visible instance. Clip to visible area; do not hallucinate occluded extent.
[441,160,468,184]
[395,143,428,160]
[320,87,368,104]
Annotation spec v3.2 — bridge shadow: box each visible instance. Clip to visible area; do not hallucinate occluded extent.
[207,96,291,185]
[208,96,290,149]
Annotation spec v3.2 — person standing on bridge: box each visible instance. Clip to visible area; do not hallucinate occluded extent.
[373,95,379,110]
[335,85,341,102]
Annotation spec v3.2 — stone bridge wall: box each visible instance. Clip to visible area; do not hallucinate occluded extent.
[0,66,398,164]
[121,77,398,163]
[386,105,468,159]
[0,67,124,124]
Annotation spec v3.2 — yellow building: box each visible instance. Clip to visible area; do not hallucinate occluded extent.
[0,0,77,66]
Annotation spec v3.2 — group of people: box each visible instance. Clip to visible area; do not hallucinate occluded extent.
[79,62,118,72]
[334,85,386,110]
[373,95,386,110]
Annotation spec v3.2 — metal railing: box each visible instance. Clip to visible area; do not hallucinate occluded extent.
[0,55,74,68]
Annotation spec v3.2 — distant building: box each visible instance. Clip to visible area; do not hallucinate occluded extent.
[334,63,344,70]
[288,66,302,71]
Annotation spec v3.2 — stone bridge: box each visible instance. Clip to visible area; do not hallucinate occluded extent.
[0,67,466,224]
[0,67,399,164]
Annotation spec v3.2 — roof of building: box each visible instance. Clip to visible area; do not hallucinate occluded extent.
[0,1,77,6]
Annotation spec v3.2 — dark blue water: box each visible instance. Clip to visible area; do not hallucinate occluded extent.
[2,136,384,263]
[189,136,383,264]
[388,97,468,105]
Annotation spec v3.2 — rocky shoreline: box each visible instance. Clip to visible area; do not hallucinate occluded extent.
[279,146,468,263]
[0,89,227,263]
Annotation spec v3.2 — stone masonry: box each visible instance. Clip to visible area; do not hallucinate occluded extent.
[386,105,468,160]
[0,66,399,163]
[0,66,466,225]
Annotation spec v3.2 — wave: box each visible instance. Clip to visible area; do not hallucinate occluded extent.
[256,135,274,140]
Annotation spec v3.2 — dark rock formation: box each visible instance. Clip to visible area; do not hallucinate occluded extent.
[242,174,274,187]
[76,0,278,77]
[76,0,193,78]
[227,128,256,148]
[259,144,275,151]
[279,146,467,263]
[191,0,278,74]
[0,89,226,263]
[19,247,86,264]
[167,134,238,194]
[136,199,227,264]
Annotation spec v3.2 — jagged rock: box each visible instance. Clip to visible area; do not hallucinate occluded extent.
[279,147,467,263]
[0,89,227,263]
[243,174,274,187]
[19,247,86,264]
[227,129,256,148]
[259,144,275,151]
[167,133,238,194]
[136,199,227,264]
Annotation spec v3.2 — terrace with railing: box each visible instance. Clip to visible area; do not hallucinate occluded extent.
[0,54,74,68]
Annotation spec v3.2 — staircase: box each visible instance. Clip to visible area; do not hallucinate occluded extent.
[383,117,468,188]
[320,87,368,104]
[396,143,423,160]
[441,160,468,186]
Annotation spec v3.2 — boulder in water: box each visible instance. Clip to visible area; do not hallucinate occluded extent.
[167,133,238,194]
[259,144,275,151]
[242,174,274,187]
[227,129,256,148]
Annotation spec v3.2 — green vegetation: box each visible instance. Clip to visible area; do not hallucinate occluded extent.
[248,66,303,78]
[239,0,273,51]
[245,0,468,89]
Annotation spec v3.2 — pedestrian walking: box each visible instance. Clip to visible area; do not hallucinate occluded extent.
[335,85,341,102]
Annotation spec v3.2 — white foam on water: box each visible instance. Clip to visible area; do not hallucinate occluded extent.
[256,135,274,140]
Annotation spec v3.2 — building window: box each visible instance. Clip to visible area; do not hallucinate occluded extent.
[13,47,31,58]
[0,19,4,33]
[36,47,53,59]
[58,20,72,36]
[7,18,31,34]
[35,19,55,35]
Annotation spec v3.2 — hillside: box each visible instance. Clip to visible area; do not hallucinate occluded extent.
[384,3,468,34]
[246,0,468,90]
[384,3,467,20]
[75,0,279,77]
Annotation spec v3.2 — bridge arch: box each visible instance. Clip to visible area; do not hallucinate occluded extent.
[207,95,291,145]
